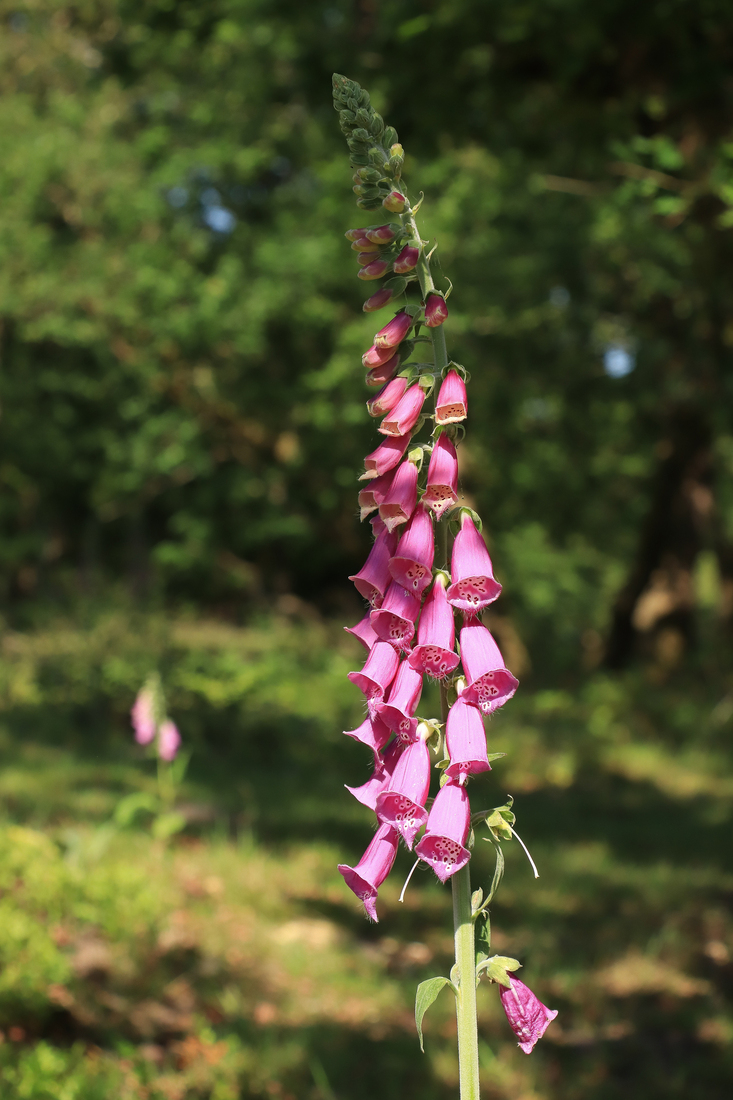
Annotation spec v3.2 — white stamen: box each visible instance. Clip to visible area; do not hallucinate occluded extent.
[399,858,421,902]
[510,826,540,879]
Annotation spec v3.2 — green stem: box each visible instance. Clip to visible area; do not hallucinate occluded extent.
[452,863,481,1100]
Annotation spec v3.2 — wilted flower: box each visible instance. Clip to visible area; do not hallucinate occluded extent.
[499,977,558,1054]
[338,822,400,921]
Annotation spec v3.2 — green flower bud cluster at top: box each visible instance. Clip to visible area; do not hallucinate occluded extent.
[331,76,557,1099]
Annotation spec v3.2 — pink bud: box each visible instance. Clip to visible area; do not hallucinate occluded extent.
[361,433,411,479]
[370,581,421,651]
[389,503,434,594]
[459,621,519,715]
[157,719,181,762]
[393,244,419,273]
[375,737,430,848]
[415,780,471,882]
[447,515,502,614]
[365,352,400,387]
[378,459,418,533]
[358,259,391,281]
[363,287,394,312]
[348,640,400,709]
[363,342,400,369]
[382,191,407,213]
[374,311,413,349]
[344,612,379,651]
[131,687,156,746]
[345,227,368,242]
[357,469,396,522]
[345,737,402,808]
[376,660,423,742]
[338,821,399,922]
[499,977,558,1054]
[424,293,449,328]
[435,370,467,424]
[348,525,398,606]
[367,376,408,418]
[408,574,460,679]
[357,251,379,266]
[343,712,394,763]
[352,238,380,253]
[366,224,396,244]
[379,384,426,437]
[444,697,490,783]
[423,435,459,519]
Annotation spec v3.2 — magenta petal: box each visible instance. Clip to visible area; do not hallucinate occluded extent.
[379,460,418,533]
[375,738,430,848]
[374,310,413,349]
[499,977,558,1053]
[370,581,421,650]
[348,641,400,707]
[363,342,399,369]
[459,621,519,714]
[343,713,393,759]
[408,575,460,680]
[424,293,449,328]
[344,613,379,651]
[345,738,403,807]
[444,697,490,782]
[389,503,435,594]
[376,660,423,740]
[361,434,411,479]
[158,720,181,762]
[423,435,459,519]
[131,688,156,746]
[349,527,398,606]
[367,376,408,417]
[435,370,467,425]
[366,352,401,387]
[379,385,426,437]
[358,468,396,522]
[415,781,471,882]
[338,822,400,922]
[447,515,502,613]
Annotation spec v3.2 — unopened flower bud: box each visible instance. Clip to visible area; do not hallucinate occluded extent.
[357,251,379,266]
[425,293,449,328]
[355,108,372,128]
[358,166,383,183]
[352,237,380,252]
[366,225,396,244]
[363,287,394,313]
[383,191,407,213]
[393,244,419,273]
[363,342,399,369]
[367,376,408,417]
[345,228,368,242]
[358,259,391,281]
[383,126,398,147]
[365,351,400,386]
[374,310,413,349]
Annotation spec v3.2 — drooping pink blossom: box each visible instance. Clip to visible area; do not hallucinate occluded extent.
[370,581,421,650]
[158,719,181,762]
[424,293,449,328]
[376,659,423,741]
[131,687,156,746]
[415,780,471,882]
[360,433,410,479]
[447,514,502,614]
[499,977,558,1054]
[435,370,468,425]
[388,503,434,595]
[393,244,419,273]
[344,612,379,651]
[345,737,402,808]
[379,384,426,437]
[378,459,418,533]
[408,574,460,679]
[367,376,408,417]
[363,342,401,369]
[374,311,413,349]
[459,621,519,714]
[348,525,398,607]
[365,224,397,244]
[338,821,400,922]
[444,697,490,783]
[382,191,406,213]
[375,737,430,848]
[365,353,400,387]
[363,287,395,313]
[423,434,459,519]
[343,712,393,762]
[348,640,400,710]
[358,469,396,523]
[358,258,391,281]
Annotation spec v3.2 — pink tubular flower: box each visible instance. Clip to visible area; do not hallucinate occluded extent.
[345,737,402,808]
[344,612,379,651]
[459,621,519,714]
[357,250,380,265]
[338,821,400,922]
[389,503,434,594]
[379,384,426,437]
[375,737,430,848]
[376,659,423,741]
[358,469,396,522]
[393,244,419,273]
[348,526,398,607]
[435,370,468,425]
[345,227,368,242]
[423,434,459,519]
[352,237,380,253]
[408,574,460,679]
[447,514,502,614]
[383,191,406,213]
[370,581,421,651]
[348,640,400,710]
[444,697,490,783]
[131,687,156,746]
[158,719,181,762]
[366,224,396,244]
[363,342,400,369]
[374,311,413,349]
[365,352,400,387]
[367,376,408,417]
[343,712,393,762]
[378,459,418,533]
[424,293,449,328]
[499,977,558,1054]
[361,433,410,479]
[363,287,394,312]
[415,780,471,882]
[358,259,391,281]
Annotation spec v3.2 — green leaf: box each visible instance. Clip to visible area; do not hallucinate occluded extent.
[484,838,505,905]
[114,792,158,828]
[486,752,507,762]
[415,976,455,1052]
[152,811,187,840]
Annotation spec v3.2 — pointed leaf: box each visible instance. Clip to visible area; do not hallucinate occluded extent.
[415,976,455,1052]
[491,955,522,972]
[486,752,507,762]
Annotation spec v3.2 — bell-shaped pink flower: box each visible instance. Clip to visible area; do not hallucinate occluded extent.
[424,293,449,328]
[363,287,394,313]
[389,503,434,594]
[378,459,418,533]
[408,574,460,679]
[358,259,391,281]
[358,469,396,522]
[348,640,400,709]
[423,435,459,519]
[361,433,410,479]
[365,352,400,387]
[499,977,558,1054]
[382,191,406,213]
[379,384,426,437]
[363,342,400,370]
[374,311,413,349]
[376,659,423,741]
[393,244,419,273]
[338,821,400,922]
[367,376,408,417]
[435,370,468,425]
[343,712,393,762]
[345,736,402,808]
[444,697,490,783]
[375,737,430,848]
[158,719,181,762]
[366,224,396,244]
[459,621,519,714]
[131,687,156,746]
[348,526,397,606]
[370,581,421,651]
[344,612,379,651]
[415,780,471,882]
[447,515,502,614]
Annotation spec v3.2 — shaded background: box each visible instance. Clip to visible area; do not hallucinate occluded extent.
[0,1,731,1097]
